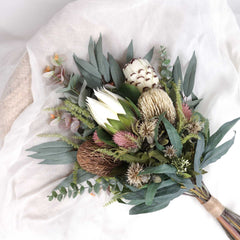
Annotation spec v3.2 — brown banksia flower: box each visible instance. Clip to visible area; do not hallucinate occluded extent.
[77,141,121,177]
[138,88,176,124]
[126,163,150,188]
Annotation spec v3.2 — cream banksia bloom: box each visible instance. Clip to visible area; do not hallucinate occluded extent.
[127,163,150,188]
[123,58,159,92]
[138,88,176,124]
[87,88,131,134]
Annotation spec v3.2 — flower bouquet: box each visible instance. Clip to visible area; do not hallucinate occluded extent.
[27,35,240,239]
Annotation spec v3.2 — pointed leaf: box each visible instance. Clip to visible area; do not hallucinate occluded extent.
[183,52,197,97]
[118,83,141,104]
[162,118,183,156]
[88,37,98,68]
[173,56,182,86]
[78,80,89,107]
[96,127,116,147]
[108,53,124,88]
[126,40,133,62]
[201,133,236,168]
[144,47,154,62]
[145,183,161,206]
[205,117,240,153]
[140,164,177,175]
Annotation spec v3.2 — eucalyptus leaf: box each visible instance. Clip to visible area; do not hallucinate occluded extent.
[162,118,183,156]
[145,183,161,206]
[126,40,133,62]
[73,55,101,79]
[27,141,71,152]
[173,56,182,86]
[187,99,202,108]
[166,173,194,189]
[118,83,141,104]
[144,47,154,62]
[108,53,124,88]
[205,117,240,153]
[88,37,98,68]
[183,52,197,97]
[78,80,89,107]
[193,133,205,187]
[95,35,110,82]
[201,133,236,168]
[140,164,177,175]
[96,127,116,147]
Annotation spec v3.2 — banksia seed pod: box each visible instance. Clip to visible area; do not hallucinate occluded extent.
[123,58,160,92]
[138,88,176,124]
[77,141,121,177]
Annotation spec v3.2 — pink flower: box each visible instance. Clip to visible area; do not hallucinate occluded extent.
[182,103,192,121]
[93,131,105,147]
[113,131,138,150]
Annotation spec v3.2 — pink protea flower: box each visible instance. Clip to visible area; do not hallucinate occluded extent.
[113,131,138,150]
[182,103,192,121]
[92,131,105,147]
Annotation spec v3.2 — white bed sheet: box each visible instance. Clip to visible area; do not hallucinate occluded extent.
[1,0,240,239]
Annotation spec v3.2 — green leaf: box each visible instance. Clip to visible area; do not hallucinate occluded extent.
[144,47,154,62]
[118,83,141,104]
[107,118,125,132]
[94,182,101,193]
[117,181,124,192]
[125,98,141,118]
[148,150,168,164]
[117,114,133,128]
[154,113,165,151]
[52,191,57,198]
[95,35,110,82]
[108,53,124,88]
[76,169,95,184]
[129,200,170,215]
[118,99,135,118]
[88,37,98,68]
[87,180,93,188]
[173,56,182,86]
[73,55,102,89]
[78,80,89,107]
[201,133,236,168]
[187,99,202,108]
[166,173,194,189]
[194,133,205,187]
[183,52,197,97]
[162,118,183,156]
[60,187,67,196]
[205,117,240,153]
[126,40,133,62]
[96,127,116,147]
[140,164,177,175]
[73,191,78,198]
[80,186,85,194]
[36,151,77,165]
[73,55,101,79]
[57,194,63,201]
[145,183,161,206]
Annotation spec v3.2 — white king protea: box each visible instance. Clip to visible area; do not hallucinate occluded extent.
[87,88,134,134]
[123,58,159,92]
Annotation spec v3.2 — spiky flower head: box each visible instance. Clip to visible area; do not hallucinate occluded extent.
[186,121,203,134]
[138,88,176,124]
[182,103,192,121]
[126,163,150,188]
[123,58,160,92]
[93,131,105,147]
[136,119,157,144]
[113,131,138,150]
[163,145,177,159]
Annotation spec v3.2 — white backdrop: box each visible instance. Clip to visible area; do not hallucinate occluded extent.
[1,1,240,240]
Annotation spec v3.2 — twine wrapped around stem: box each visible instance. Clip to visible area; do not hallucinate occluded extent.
[189,182,240,240]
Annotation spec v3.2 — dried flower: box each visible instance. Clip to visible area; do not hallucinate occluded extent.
[77,141,121,177]
[126,163,150,188]
[123,58,160,92]
[182,103,192,121]
[138,88,176,124]
[136,119,157,144]
[163,145,177,159]
[93,131,105,147]
[186,121,203,134]
[113,131,138,150]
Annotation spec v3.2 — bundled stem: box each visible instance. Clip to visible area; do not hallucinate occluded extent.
[189,182,240,240]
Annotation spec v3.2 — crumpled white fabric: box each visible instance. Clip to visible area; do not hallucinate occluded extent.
[0,0,240,239]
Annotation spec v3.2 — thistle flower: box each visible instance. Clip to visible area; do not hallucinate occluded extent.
[182,103,192,121]
[87,88,135,134]
[163,145,177,159]
[113,131,138,150]
[93,131,105,147]
[126,163,150,188]
[136,119,157,144]
[186,121,203,134]
[138,88,176,124]
[123,58,160,92]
